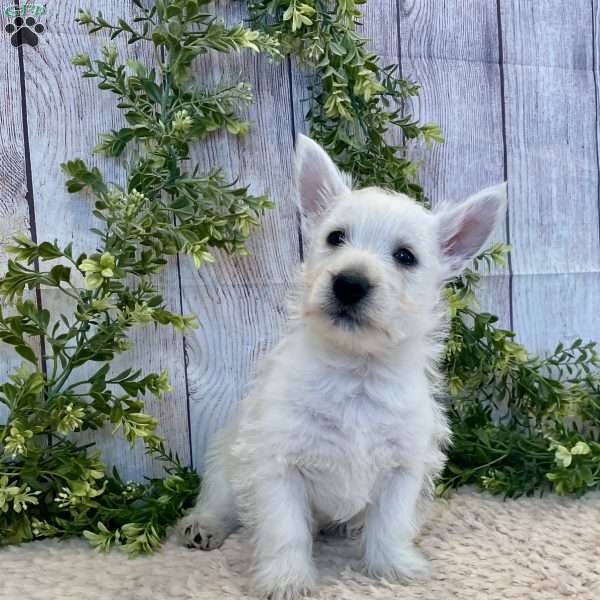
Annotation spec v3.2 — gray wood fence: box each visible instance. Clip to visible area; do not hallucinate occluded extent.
[1,0,599,479]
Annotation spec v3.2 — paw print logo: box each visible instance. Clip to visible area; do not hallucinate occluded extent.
[5,16,45,48]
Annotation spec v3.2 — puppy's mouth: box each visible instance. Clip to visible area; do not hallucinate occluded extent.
[327,306,367,329]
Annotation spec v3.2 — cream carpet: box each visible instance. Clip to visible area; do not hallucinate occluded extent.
[2,488,600,600]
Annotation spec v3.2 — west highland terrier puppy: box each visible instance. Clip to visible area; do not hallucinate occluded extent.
[179,135,507,599]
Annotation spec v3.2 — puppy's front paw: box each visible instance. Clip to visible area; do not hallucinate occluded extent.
[178,513,228,551]
[264,583,314,600]
[254,557,317,600]
[364,543,431,582]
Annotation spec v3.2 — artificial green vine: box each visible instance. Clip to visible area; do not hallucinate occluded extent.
[1,0,599,557]
[444,262,600,497]
[249,0,442,200]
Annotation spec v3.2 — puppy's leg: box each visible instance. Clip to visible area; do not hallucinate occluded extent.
[252,467,317,600]
[179,444,238,550]
[362,467,430,581]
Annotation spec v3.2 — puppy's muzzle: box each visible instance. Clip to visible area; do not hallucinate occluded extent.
[332,270,371,306]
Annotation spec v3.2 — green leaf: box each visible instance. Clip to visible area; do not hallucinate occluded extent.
[49,265,72,285]
[141,79,162,103]
[62,159,107,194]
[15,345,38,365]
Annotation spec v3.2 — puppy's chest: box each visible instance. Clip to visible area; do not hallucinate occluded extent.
[298,367,412,443]
[290,376,413,519]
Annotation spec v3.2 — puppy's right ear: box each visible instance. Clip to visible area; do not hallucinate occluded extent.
[436,183,507,279]
[294,134,351,220]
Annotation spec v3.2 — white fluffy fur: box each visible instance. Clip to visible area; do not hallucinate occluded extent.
[178,135,507,600]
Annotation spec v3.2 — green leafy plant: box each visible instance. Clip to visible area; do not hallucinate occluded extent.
[442,253,600,497]
[249,0,442,201]
[0,0,277,553]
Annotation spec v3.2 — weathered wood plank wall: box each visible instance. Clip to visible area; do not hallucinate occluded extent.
[1,0,599,477]
[0,13,30,425]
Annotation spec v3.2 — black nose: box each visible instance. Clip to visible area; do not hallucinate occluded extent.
[332,271,371,306]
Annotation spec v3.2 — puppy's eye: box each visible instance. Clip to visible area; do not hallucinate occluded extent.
[326,230,346,247]
[393,247,417,267]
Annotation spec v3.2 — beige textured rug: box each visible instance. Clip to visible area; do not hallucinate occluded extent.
[2,488,600,600]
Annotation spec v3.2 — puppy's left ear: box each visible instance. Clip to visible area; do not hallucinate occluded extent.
[436,183,507,278]
[294,134,351,221]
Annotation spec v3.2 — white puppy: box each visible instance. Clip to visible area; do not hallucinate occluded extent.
[179,135,507,599]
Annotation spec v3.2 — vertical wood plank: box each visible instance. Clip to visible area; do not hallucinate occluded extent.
[399,0,510,328]
[18,2,190,478]
[501,0,600,353]
[183,4,299,470]
[0,18,30,424]
[359,0,399,58]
